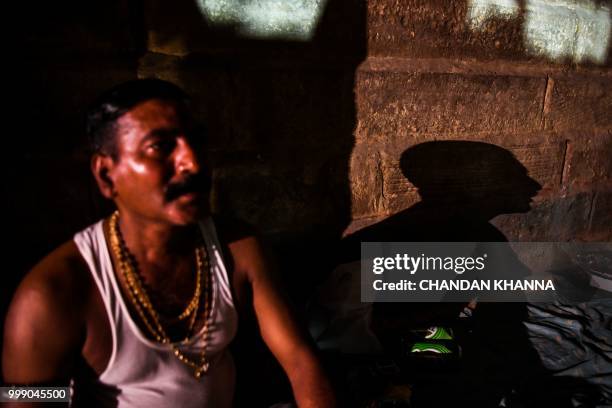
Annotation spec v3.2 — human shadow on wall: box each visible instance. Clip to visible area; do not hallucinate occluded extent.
[325,141,541,328]
[143,1,365,406]
[327,141,605,407]
[315,141,558,405]
[341,140,542,246]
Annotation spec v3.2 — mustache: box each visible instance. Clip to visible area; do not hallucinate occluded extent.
[164,173,211,202]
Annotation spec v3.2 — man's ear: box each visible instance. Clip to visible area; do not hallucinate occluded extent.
[91,154,116,199]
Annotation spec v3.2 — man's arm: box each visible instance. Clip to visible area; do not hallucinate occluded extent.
[228,236,336,408]
[2,244,86,407]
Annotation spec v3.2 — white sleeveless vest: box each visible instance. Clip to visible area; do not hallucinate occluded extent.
[72,217,238,407]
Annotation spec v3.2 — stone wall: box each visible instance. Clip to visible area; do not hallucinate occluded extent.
[7,0,612,284]
[353,0,611,242]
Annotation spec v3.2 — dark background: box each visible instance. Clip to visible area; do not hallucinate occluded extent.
[3,0,611,404]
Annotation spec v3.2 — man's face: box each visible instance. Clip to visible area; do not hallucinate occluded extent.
[106,98,210,225]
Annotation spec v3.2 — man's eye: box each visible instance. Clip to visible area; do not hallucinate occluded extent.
[148,140,174,153]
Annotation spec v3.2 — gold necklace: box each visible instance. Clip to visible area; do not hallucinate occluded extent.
[109,211,212,378]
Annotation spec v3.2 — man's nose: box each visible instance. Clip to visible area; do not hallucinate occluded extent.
[530,177,542,193]
[174,137,201,175]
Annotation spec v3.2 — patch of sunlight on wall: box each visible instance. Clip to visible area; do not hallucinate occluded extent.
[196,0,327,41]
[468,0,520,29]
[468,0,611,64]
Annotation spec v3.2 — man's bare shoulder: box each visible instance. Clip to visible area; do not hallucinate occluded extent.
[18,240,92,307]
[3,240,91,383]
[6,240,92,337]
[212,215,258,245]
[212,215,277,288]
[211,215,276,280]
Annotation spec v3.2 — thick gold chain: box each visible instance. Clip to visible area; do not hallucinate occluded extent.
[108,211,212,378]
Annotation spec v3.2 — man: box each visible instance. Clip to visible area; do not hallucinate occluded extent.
[3,79,336,407]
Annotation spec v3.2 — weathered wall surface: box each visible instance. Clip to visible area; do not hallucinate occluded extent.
[352,0,611,242]
[141,0,612,244]
[7,0,612,282]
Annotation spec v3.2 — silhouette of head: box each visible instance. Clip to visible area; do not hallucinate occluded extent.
[400,141,541,217]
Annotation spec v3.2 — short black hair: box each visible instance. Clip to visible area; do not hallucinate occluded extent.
[86,79,190,158]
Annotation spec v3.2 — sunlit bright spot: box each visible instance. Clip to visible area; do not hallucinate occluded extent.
[196,0,327,41]
[467,0,520,29]
[468,0,611,64]
[524,0,611,63]
[572,2,610,63]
